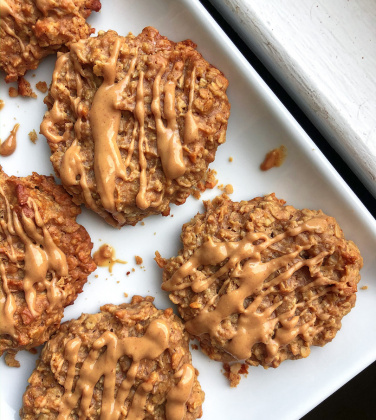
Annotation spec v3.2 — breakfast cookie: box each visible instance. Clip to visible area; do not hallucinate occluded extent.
[41,27,230,227]
[157,194,362,375]
[0,0,101,85]
[20,296,205,419]
[0,168,96,364]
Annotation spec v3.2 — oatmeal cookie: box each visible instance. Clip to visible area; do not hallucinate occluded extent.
[0,0,101,84]
[20,296,205,419]
[157,194,363,370]
[41,27,230,227]
[0,168,96,363]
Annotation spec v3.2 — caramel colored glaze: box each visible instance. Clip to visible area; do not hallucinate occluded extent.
[0,123,19,156]
[162,217,331,362]
[0,192,68,336]
[166,364,195,420]
[93,244,126,273]
[260,145,287,171]
[58,319,170,420]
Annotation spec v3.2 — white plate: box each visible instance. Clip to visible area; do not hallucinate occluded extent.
[1,1,376,419]
[209,0,376,196]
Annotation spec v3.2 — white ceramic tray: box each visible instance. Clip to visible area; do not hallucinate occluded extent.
[209,0,376,196]
[1,1,376,419]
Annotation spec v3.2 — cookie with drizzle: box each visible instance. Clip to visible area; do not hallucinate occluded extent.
[42,27,230,227]
[0,168,96,365]
[157,194,363,382]
[0,0,101,85]
[20,296,205,420]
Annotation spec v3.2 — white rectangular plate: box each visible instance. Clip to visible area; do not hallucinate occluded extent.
[1,1,376,419]
[209,0,376,196]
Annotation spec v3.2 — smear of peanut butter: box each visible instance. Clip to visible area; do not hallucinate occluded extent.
[260,145,286,171]
[0,123,19,157]
[163,217,335,363]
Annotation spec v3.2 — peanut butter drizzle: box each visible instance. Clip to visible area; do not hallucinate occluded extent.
[184,67,199,144]
[0,261,16,336]
[0,123,19,157]
[90,40,138,213]
[40,53,69,143]
[134,70,149,209]
[0,187,17,335]
[166,364,195,420]
[93,244,126,273]
[0,0,13,18]
[14,199,68,316]
[0,192,68,335]
[35,0,54,16]
[151,62,186,180]
[58,319,172,420]
[163,217,332,362]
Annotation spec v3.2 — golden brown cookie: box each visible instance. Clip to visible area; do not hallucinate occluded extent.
[41,27,230,227]
[20,296,205,419]
[157,194,363,372]
[0,0,101,85]
[0,168,96,364]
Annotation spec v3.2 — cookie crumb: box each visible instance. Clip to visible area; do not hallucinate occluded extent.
[28,129,38,144]
[124,292,128,298]
[0,99,4,110]
[223,362,248,387]
[191,344,199,350]
[361,285,368,290]
[224,184,233,194]
[36,81,48,93]
[4,351,20,368]
[192,189,201,200]
[135,255,143,265]
[229,156,233,162]
[17,77,37,98]
[9,87,18,98]
[217,184,233,194]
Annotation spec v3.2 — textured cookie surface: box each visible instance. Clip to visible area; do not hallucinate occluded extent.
[0,168,96,363]
[0,0,101,83]
[42,27,230,227]
[20,296,205,419]
[158,194,363,369]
